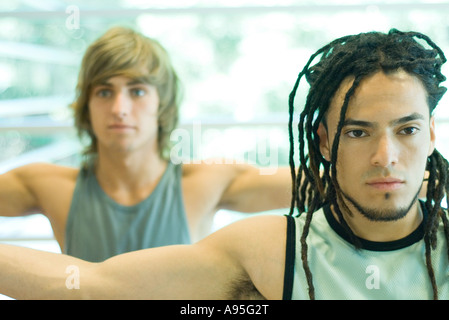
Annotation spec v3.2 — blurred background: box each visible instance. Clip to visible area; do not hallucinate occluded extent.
[0,0,448,255]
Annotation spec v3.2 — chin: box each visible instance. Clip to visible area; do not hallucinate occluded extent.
[342,190,420,222]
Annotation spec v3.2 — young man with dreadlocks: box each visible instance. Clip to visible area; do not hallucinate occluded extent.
[0,29,448,300]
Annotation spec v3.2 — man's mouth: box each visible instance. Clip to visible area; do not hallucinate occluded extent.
[108,124,136,130]
[366,177,405,191]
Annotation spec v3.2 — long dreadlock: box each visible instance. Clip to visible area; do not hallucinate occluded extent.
[288,29,448,300]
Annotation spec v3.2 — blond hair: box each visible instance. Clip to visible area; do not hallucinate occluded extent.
[70,26,180,162]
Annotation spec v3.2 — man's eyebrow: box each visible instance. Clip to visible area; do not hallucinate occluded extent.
[94,78,148,86]
[343,119,374,128]
[343,112,426,128]
[94,81,112,87]
[127,79,147,85]
[390,112,426,126]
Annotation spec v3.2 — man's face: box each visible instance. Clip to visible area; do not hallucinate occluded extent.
[88,75,160,155]
[317,70,435,221]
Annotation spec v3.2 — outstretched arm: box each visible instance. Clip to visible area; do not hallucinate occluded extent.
[219,166,292,213]
[0,215,287,300]
[0,165,41,217]
[0,163,77,217]
[0,243,237,300]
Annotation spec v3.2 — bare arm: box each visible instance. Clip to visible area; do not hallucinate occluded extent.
[0,165,41,216]
[0,243,237,299]
[0,215,286,300]
[0,163,77,218]
[219,166,292,213]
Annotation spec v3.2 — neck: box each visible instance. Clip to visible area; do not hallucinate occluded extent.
[333,199,423,242]
[94,145,168,205]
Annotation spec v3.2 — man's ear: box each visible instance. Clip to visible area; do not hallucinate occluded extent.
[317,122,331,161]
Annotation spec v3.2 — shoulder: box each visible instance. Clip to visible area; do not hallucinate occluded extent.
[13,163,79,182]
[181,161,248,197]
[182,160,251,176]
[202,214,288,248]
[0,163,80,222]
[181,161,255,190]
[199,214,288,299]
[7,164,80,198]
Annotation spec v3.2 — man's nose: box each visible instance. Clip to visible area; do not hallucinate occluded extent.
[371,134,399,167]
[111,91,131,118]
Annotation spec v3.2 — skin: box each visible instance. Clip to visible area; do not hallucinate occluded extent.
[0,75,292,247]
[0,69,437,300]
[317,69,435,241]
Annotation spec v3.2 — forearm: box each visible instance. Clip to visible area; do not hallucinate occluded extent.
[0,244,93,299]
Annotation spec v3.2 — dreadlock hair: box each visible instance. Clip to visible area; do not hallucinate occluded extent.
[288,29,448,300]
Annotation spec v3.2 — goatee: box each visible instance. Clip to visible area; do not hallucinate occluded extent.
[340,188,421,222]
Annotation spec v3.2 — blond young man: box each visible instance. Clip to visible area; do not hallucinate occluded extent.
[0,27,291,262]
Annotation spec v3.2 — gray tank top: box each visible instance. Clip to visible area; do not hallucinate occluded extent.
[64,162,191,262]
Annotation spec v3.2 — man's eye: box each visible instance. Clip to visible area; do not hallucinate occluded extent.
[131,88,146,97]
[399,127,420,135]
[95,89,112,98]
[346,130,367,138]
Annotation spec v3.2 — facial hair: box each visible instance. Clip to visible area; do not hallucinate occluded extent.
[340,187,422,222]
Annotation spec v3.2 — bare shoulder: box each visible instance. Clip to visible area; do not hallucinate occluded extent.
[14,163,80,245]
[3,162,79,199]
[0,163,79,225]
[205,214,287,241]
[17,163,80,198]
[13,162,79,179]
[199,214,288,299]
[180,161,250,208]
[12,163,79,206]
[180,161,251,198]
